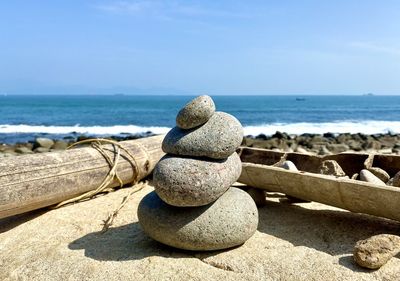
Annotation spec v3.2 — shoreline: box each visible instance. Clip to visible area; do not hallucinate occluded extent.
[1,131,399,157]
[243,132,400,155]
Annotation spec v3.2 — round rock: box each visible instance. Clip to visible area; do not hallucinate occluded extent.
[163,111,243,159]
[138,187,258,251]
[353,234,400,269]
[154,153,242,207]
[176,95,215,129]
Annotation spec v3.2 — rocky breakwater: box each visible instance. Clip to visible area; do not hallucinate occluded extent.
[138,95,258,251]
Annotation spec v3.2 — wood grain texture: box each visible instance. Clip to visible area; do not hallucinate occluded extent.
[0,135,165,219]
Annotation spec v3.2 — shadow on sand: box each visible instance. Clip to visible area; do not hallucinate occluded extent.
[68,194,400,270]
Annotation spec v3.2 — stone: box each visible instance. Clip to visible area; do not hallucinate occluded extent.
[153,153,242,207]
[35,137,54,149]
[354,234,400,269]
[387,171,400,187]
[326,143,350,154]
[318,146,332,156]
[138,187,258,251]
[34,147,50,153]
[14,146,33,154]
[359,169,386,186]
[295,146,310,154]
[367,167,390,183]
[277,160,298,171]
[277,161,310,203]
[51,140,69,150]
[319,160,346,177]
[176,95,215,129]
[162,112,243,159]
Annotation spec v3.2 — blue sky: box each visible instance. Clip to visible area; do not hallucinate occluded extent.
[1,0,400,95]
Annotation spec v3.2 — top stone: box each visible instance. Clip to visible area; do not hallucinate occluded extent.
[176,95,216,129]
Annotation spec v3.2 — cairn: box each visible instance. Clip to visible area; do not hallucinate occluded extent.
[138,95,258,251]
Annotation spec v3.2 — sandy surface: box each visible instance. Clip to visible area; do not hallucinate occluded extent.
[1,183,400,281]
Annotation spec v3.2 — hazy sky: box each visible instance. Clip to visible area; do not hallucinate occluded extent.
[1,0,400,95]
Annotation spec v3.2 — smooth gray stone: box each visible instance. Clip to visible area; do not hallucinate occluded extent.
[176,95,215,129]
[138,187,259,251]
[277,160,298,171]
[367,167,390,183]
[154,153,242,207]
[360,169,386,186]
[163,112,243,159]
[35,137,54,149]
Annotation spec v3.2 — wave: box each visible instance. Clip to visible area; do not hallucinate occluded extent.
[0,124,170,135]
[0,120,400,136]
[243,121,400,136]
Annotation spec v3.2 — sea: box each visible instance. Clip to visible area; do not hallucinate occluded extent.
[1,95,400,144]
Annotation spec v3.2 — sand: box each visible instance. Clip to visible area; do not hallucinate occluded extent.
[1,183,400,281]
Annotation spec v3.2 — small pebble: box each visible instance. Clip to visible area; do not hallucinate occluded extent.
[319,160,346,177]
[359,169,386,186]
[367,167,390,183]
[277,160,310,203]
[318,146,332,156]
[277,160,298,171]
[354,234,400,269]
[35,137,54,149]
[388,171,400,187]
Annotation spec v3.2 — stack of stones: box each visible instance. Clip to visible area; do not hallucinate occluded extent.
[138,95,258,251]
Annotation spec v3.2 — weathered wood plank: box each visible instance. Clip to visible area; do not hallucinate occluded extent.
[0,135,165,219]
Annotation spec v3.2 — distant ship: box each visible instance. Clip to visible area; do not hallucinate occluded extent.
[295,97,306,101]
[363,93,374,96]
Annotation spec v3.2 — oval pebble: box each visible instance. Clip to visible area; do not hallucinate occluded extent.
[154,153,242,207]
[138,187,258,251]
[176,95,215,129]
[163,112,243,159]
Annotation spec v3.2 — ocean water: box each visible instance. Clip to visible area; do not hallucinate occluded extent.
[1,95,400,143]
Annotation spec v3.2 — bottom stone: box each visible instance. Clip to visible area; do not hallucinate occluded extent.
[138,187,258,251]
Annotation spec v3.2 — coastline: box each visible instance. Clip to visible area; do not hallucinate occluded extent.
[1,131,399,157]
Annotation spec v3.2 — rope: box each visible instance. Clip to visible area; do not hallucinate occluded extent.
[101,181,148,232]
[53,138,143,208]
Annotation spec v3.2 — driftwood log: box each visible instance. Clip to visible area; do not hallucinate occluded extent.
[239,147,400,223]
[0,135,165,219]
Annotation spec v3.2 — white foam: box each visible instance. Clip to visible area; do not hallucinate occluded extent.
[1,120,400,136]
[243,120,400,136]
[0,124,170,135]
